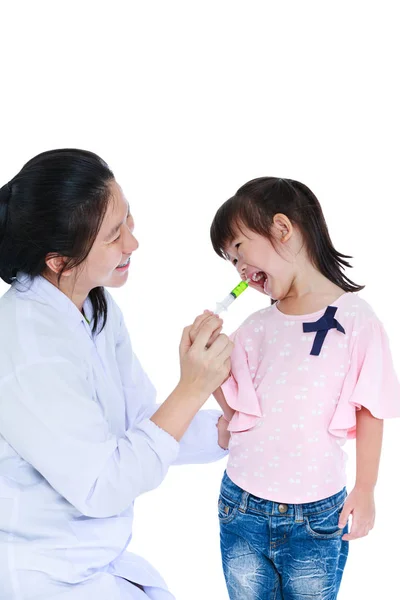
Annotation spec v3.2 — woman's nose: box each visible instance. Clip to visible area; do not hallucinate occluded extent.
[125,230,139,253]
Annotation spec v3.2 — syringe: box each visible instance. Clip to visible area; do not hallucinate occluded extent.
[215,279,250,314]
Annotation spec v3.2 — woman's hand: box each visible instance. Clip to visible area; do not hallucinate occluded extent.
[179,313,233,401]
[151,314,233,442]
[339,487,376,541]
[189,311,232,387]
[189,310,222,347]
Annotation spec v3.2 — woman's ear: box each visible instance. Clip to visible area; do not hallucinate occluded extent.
[45,254,72,277]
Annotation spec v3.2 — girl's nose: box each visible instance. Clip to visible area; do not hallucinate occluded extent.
[237,261,247,277]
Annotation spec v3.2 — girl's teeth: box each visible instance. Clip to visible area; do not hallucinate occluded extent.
[252,272,263,282]
[118,259,129,268]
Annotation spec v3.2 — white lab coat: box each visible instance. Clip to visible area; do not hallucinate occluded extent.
[0,274,227,599]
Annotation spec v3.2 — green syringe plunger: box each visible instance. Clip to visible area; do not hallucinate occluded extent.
[215,279,250,314]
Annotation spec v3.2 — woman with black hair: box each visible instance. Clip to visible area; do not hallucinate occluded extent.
[0,149,232,599]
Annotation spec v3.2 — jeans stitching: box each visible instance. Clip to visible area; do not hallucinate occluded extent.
[220,490,346,518]
[273,576,280,600]
[304,515,344,539]
[218,499,239,524]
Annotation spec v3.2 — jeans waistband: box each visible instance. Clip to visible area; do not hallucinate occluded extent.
[220,471,346,519]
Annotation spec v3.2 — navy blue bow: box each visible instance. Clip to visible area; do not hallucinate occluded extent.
[302,306,345,356]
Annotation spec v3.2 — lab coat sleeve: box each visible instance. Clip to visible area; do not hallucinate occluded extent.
[115,312,228,465]
[140,404,229,465]
[173,408,229,465]
[0,357,180,519]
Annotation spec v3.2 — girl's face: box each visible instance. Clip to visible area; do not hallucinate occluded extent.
[77,180,138,291]
[224,220,296,301]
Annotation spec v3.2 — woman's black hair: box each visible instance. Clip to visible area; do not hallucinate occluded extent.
[0,148,115,333]
[210,177,364,295]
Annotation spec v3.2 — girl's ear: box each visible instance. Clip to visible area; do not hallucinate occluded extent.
[44,254,73,277]
[272,213,293,242]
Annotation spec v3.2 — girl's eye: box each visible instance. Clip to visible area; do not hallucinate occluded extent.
[112,234,121,243]
[232,242,241,265]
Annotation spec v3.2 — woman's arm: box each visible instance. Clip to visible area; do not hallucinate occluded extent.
[151,316,232,440]
[0,317,232,519]
[188,311,235,423]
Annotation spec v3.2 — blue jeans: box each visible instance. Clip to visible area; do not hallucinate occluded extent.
[219,472,349,599]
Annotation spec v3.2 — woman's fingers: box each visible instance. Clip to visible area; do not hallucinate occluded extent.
[206,333,232,359]
[179,315,233,399]
[189,311,220,344]
[191,311,214,334]
[183,313,220,352]
[191,316,223,351]
[206,326,223,348]
[179,325,193,357]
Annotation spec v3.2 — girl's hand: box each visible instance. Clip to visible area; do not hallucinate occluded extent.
[217,415,231,450]
[339,487,376,541]
[179,315,233,401]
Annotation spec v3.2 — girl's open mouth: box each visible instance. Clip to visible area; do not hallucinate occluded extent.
[248,270,269,294]
[251,271,266,283]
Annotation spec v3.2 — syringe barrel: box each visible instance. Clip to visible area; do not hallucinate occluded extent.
[214,280,250,314]
[231,280,249,298]
[215,294,235,314]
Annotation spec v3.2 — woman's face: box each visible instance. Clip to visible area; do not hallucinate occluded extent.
[77,179,138,291]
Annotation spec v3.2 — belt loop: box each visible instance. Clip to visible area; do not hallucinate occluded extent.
[294,503,303,523]
[239,491,249,513]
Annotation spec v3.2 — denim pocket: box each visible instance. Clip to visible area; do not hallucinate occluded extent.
[218,495,238,524]
[305,502,345,539]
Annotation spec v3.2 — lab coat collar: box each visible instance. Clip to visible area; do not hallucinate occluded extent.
[14,273,93,331]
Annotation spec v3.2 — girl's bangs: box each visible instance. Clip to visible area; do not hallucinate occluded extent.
[210,197,250,259]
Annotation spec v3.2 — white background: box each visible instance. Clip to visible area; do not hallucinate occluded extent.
[1,2,399,598]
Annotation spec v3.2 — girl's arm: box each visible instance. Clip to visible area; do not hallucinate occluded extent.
[339,407,383,540]
[213,387,234,450]
[355,407,384,491]
[213,387,235,421]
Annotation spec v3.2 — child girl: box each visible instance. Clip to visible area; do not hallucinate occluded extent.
[209,177,400,599]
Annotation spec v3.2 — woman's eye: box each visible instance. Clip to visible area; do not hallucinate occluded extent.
[112,234,121,243]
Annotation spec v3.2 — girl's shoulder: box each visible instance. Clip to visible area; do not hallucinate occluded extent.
[332,292,391,357]
[336,292,381,330]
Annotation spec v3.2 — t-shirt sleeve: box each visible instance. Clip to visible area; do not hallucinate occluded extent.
[329,316,400,439]
[222,331,262,432]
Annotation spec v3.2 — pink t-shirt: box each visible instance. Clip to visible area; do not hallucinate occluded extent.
[222,292,400,503]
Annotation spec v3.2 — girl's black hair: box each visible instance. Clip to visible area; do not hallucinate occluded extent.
[210,177,364,294]
[0,148,115,333]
